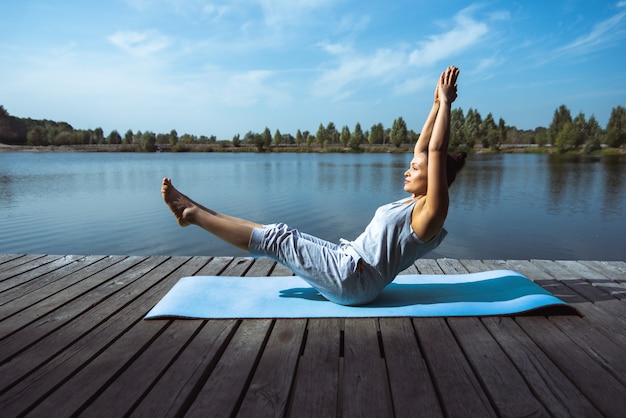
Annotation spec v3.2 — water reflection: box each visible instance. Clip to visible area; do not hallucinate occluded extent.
[451,154,504,210]
[0,152,624,260]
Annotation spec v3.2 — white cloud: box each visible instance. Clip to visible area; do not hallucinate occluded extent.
[313,5,491,100]
[409,6,488,66]
[108,30,173,56]
[557,5,626,55]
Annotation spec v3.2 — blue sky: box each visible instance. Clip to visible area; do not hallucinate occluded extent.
[1,0,625,139]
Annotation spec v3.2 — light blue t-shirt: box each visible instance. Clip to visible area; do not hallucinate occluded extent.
[342,198,447,284]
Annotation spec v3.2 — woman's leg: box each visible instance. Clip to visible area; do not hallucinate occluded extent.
[161,178,260,251]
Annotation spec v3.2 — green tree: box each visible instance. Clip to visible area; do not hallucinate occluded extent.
[450,108,465,149]
[273,129,282,146]
[369,123,384,145]
[326,122,338,144]
[605,105,626,147]
[232,133,241,147]
[133,130,143,145]
[340,125,351,147]
[548,104,572,145]
[124,129,134,145]
[142,131,157,152]
[316,123,327,148]
[350,122,364,151]
[464,108,481,148]
[572,112,587,149]
[156,133,170,144]
[479,113,497,149]
[27,126,46,146]
[93,127,104,145]
[72,130,90,145]
[497,118,507,149]
[554,122,576,153]
[107,129,122,145]
[170,129,178,146]
[390,116,408,148]
[295,129,303,146]
[534,127,548,147]
[254,127,272,152]
[583,115,603,154]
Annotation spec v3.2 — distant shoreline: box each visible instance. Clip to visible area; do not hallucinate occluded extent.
[1,142,623,155]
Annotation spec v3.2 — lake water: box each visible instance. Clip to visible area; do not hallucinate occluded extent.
[0,152,624,261]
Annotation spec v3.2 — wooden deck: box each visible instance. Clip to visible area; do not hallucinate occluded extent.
[0,254,625,417]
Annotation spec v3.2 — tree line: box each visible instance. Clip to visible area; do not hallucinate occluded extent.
[1,103,624,153]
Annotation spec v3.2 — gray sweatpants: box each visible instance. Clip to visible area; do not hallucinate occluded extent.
[249,223,385,305]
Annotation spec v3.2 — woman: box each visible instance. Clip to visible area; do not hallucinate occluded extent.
[162,66,466,305]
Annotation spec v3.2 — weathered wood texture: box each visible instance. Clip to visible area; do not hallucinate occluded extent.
[0,254,624,417]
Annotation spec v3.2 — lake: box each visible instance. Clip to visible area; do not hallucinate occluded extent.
[0,152,624,261]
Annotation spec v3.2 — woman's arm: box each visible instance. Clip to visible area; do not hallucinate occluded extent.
[413,84,440,154]
[412,67,459,241]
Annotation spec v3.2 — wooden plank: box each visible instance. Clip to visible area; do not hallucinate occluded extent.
[0,254,47,276]
[76,257,214,417]
[532,260,625,311]
[516,316,626,417]
[458,258,491,273]
[484,260,626,350]
[379,317,443,418]
[0,254,85,294]
[0,255,88,301]
[412,317,497,417]
[237,319,307,417]
[558,260,625,300]
[245,257,277,277]
[436,259,548,417]
[482,259,587,305]
[0,256,190,416]
[580,260,625,277]
[448,317,549,417]
[289,319,341,417]
[548,314,626,386]
[529,259,626,324]
[13,256,198,417]
[177,257,274,416]
[342,318,392,418]
[482,317,602,417]
[220,256,254,276]
[80,320,202,417]
[0,254,26,265]
[414,258,444,274]
[183,319,273,418]
[0,255,111,314]
[463,260,605,416]
[236,257,305,415]
[435,258,468,274]
[130,319,238,417]
[0,256,149,353]
[599,261,626,277]
[271,262,294,276]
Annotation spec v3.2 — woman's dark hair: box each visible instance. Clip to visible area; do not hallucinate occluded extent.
[446,152,467,186]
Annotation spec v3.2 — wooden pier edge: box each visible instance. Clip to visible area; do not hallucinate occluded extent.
[0,254,625,417]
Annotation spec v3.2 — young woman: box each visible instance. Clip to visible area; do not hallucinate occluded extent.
[162,66,466,305]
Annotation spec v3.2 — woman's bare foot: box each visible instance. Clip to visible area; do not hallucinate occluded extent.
[161,178,197,226]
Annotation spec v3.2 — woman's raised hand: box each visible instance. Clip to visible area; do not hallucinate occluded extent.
[438,66,459,105]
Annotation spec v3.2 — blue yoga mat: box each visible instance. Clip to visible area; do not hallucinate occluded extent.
[145,269,576,319]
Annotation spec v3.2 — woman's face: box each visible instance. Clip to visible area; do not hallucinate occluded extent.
[404,152,428,197]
